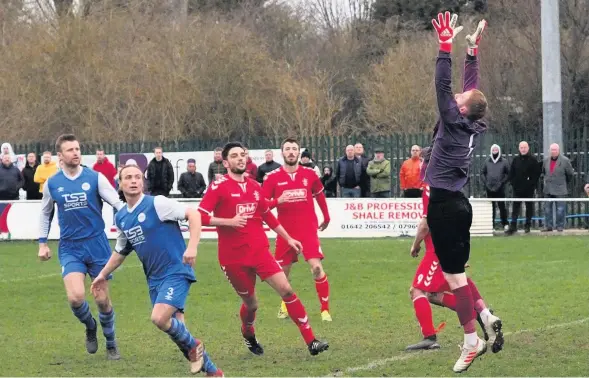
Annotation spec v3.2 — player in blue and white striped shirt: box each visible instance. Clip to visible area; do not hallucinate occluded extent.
[91,164,223,376]
[38,134,124,360]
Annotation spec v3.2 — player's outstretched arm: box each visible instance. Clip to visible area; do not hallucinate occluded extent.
[432,12,463,125]
[463,20,486,92]
[183,208,202,266]
[97,172,125,211]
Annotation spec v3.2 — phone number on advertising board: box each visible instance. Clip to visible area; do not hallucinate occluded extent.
[340,223,418,230]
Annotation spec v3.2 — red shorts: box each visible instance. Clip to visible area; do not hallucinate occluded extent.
[220,248,283,298]
[412,253,450,293]
[274,235,324,266]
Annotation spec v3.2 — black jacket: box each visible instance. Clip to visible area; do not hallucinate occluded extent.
[0,163,23,200]
[22,163,42,199]
[335,156,362,188]
[146,157,174,195]
[321,172,337,197]
[257,161,281,183]
[509,154,541,194]
[178,171,207,198]
[208,160,227,184]
[481,156,510,192]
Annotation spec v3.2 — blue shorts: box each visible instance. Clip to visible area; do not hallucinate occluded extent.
[58,233,113,280]
[149,275,193,312]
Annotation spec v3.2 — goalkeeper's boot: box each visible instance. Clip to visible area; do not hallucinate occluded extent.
[85,321,99,354]
[321,310,332,322]
[453,337,487,373]
[187,341,205,374]
[243,333,264,356]
[106,345,120,360]
[277,301,289,319]
[483,312,504,353]
[405,335,441,351]
[308,339,329,356]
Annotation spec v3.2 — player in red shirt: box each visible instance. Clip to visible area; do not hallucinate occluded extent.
[262,138,332,322]
[406,149,504,354]
[197,142,329,357]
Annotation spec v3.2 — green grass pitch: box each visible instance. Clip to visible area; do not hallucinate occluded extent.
[0,236,588,376]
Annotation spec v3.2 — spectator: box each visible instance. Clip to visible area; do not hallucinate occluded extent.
[0,154,23,200]
[335,145,362,198]
[354,143,371,197]
[1,143,16,164]
[177,159,207,198]
[541,143,573,232]
[366,146,391,198]
[34,151,58,194]
[321,166,337,198]
[256,149,281,183]
[146,146,174,197]
[506,141,542,235]
[244,148,258,179]
[300,150,321,177]
[208,147,227,184]
[481,144,510,231]
[22,152,42,200]
[92,149,117,187]
[400,145,423,198]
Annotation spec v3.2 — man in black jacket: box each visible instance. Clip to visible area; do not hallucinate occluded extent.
[506,141,541,234]
[146,147,174,197]
[481,144,509,230]
[0,154,23,200]
[22,152,42,200]
[177,159,207,198]
[335,145,362,198]
[256,150,281,183]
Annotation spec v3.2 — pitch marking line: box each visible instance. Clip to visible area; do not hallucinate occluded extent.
[327,317,589,376]
[0,264,143,284]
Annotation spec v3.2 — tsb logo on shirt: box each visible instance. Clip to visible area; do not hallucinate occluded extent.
[236,203,257,216]
[124,225,146,246]
[62,192,88,210]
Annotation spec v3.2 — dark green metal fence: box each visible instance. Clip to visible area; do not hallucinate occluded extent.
[11,128,589,228]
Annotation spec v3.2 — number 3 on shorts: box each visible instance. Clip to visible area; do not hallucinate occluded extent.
[165,287,174,301]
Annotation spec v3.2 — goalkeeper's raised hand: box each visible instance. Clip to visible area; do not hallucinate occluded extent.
[432,11,463,53]
[466,19,487,56]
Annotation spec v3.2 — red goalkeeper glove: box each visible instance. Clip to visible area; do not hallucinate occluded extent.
[466,19,487,56]
[432,11,463,53]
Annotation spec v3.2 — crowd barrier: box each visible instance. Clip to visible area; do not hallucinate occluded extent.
[0,198,494,241]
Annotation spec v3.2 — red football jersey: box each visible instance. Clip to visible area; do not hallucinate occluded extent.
[262,166,324,237]
[421,185,436,257]
[198,175,274,264]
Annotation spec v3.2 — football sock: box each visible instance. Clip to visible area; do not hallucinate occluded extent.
[314,274,330,312]
[99,308,117,348]
[452,285,477,334]
[203,351,218,374]
[480,308,492,323]
[165,317,197,353]
[464,332,479,348]
[467,278,487,314]
[283,293,315,344]
[441,292,457,310]
[71,301,96,330]
[240,303,256,337]
[413,295,436,338]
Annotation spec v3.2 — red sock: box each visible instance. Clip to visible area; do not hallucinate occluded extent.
[467,278,486,313]
[441,292,457,310]
[413,296,436,338]
[283,293,315,344]
[451,285,477,334]
[315,274,330,312]
[240,303,256,337]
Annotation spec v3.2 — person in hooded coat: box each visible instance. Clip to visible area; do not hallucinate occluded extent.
[481,144,510,230]
[1,142,17,164]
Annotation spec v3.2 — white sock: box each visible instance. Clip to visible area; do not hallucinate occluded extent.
[480,308,492,323]
[464,332,478,348]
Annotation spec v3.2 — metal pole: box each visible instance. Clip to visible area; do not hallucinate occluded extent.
[541,0,563,158]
